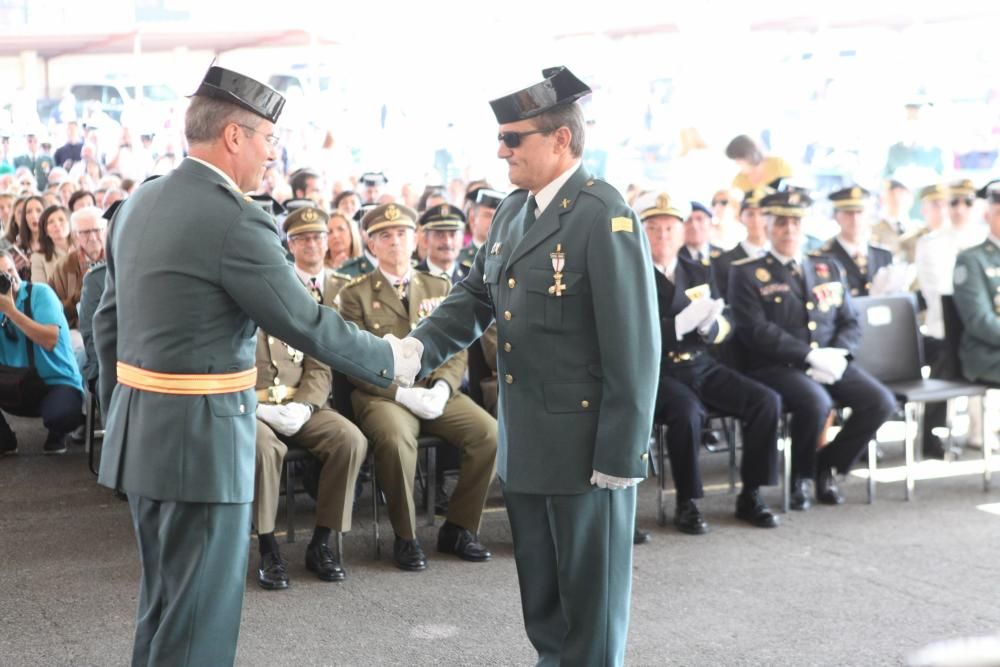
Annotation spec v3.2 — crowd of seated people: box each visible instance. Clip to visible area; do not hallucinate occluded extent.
[2,121,998,587]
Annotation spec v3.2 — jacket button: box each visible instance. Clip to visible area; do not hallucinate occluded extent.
[273,377,281,386]
[808,321,817,331]
[505,374,514,384]
[806,302,815,310]
[641,452,649,461]
[503,342,512,352]
[267,336,275,344]
[381,369,388,376]
[504,310,512,321]
[810,342,819,349]
[581,400,589,408]
[774,296,782,304]
[373,323,381,330]
[508,278,516,288]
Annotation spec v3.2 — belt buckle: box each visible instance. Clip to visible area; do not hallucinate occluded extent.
[267,385,288,403]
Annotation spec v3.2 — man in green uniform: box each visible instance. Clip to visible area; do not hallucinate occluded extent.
[253,206,367,590]
[339,203,497,572]
[953,180,1000,385]
[409,67,659,666]
[93,67,421,667]
[458,187,505,267]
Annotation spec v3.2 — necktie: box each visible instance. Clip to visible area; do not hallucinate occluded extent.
[308,277,322,303]
[395,280,409,312]
[786,260,806,299]
[523,195,537,230]
[853,252,868,276]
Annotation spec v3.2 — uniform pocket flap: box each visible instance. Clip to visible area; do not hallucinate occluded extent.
[207,390,254,417]
[543,381,602,413]
[526,268,584,294]
[483,259,503,284]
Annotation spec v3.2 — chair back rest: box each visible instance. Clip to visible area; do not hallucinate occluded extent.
[465,337,490,409]
[331,370,356,422]
[852,294,924,384]
[939,294,965,381]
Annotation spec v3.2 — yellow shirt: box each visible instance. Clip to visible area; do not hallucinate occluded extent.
[732,156,793,191]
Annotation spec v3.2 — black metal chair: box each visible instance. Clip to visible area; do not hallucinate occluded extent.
[853,295,989,500]
[85,382,103,477]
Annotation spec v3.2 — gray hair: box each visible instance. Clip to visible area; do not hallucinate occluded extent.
[534,102,586,158]
[70,205,105,229]
[185,96,262,145]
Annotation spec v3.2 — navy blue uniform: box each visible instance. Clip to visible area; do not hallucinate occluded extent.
[654,256,780,500]
[729,253,895,478]
[679,244,723,267]
[819,238,893,297]
[415,258,470,285]
[714,243,750,301]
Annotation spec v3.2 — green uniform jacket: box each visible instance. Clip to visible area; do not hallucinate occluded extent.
[411,166,660,494]
[93,158,393,503]
[338,269,466,398]
[952,237,1000,384]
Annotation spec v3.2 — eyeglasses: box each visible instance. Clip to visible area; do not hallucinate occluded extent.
[237,124,280,147]
[289,232,328,244]
[76,228,104,237]
[497,128,552,149]
[950,198,974,207]
[711,199,729,207]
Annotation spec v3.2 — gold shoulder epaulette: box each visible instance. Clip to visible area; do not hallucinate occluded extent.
[331,271,352,281]
[345,274,370,289]
[731,256,758,266]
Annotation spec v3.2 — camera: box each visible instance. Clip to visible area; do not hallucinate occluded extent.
[0,273,12,295]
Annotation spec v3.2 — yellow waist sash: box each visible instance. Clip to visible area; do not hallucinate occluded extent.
[117,362,257,396]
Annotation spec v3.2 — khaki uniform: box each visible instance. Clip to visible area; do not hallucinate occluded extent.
[479,324,499,415]
[253,329,366,535]
[338,269,497,540]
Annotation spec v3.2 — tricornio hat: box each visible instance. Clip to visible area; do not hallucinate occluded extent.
[489,67,592,124]
[193,66,285,124]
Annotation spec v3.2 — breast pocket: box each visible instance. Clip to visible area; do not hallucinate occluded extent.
[526,268,586,330]
[483,258,503,306]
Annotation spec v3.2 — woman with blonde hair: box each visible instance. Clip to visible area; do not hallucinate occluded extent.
[325,212,362,270]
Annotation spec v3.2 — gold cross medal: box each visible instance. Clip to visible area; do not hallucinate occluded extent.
[549,243,566,296]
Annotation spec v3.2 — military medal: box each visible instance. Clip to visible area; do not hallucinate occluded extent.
[814,262,830,280]
[755,268,771,283]
[549,243,566,296]
[285,344,304,364]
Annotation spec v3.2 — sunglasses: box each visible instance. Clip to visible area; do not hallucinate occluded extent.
[497,128,552,149]
[711,199,729,207]
[950,198,974,207]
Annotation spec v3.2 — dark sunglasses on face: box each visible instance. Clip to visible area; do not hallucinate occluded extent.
[950,198,974,207]
[497,128,551,149]
[712,199,729,207]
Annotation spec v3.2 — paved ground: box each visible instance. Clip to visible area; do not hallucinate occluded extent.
[4,414,1000,666]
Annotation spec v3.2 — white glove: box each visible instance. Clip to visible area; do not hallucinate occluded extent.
[256,401,311,436]
[426,380,451,414]
[590,470,645,490]
[806,347,849,381]
[674,298,716,340]
[395,385,446,420]
[806,367,838,385]
[869,263,916,296]
[385,334,423,388]
[696,298,726,336]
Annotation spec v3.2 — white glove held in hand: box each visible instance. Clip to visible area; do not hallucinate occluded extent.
[696,298,726,336]
[806,347,849,381]
[256,401,311,436]
[385,334,423,388]
[806,367,837,385]
[590,470,645,490]
[674,298,716,340]
[395,385,446,420]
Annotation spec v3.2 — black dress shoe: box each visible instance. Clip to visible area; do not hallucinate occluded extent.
[736,489,779,528]
[923,434,948,460]
[257,552,289,590]
[789,478,812,511]
[306,542,346,582]
[393,536,428,571]
[816,468,845,505]
[673,500,709,535]
[437,521,491,562]
[0,432,16,456]
[633,528,652,545]
[43,432,67,455]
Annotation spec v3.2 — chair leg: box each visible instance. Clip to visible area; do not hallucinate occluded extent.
[425,446,436,527]
[370,458,381,560]
[656,425,668,527]
[904,403,915,501]
[781,417,791,513]
[727,419,738,494]
[867,439,876,504]
[285,460,296,543]
[982,397,991,492]
[336,531,344,561]
[85,389,98,477]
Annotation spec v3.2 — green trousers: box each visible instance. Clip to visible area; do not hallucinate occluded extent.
[128,495,251,667]
[503,485,637,667]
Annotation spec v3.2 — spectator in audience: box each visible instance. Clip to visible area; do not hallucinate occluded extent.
[14,166,36,193]
[359,171,387,204]
[290,168,323,203]
[709,187,744,249]
[325,211,362,271]
[952,180,1000,386]
[818,186,893,297]
[14,195,44,277]
[458,188,504,266]
[872,179,916,260]
[100,188,126,210]
[339,203,497,572]
[636,191,781,534]
[0,192,14,231]
[679,201,723,265]
[67,190,96,212]
[54,121,84,169]
[729,189,895,510]
[333,190,361,220]
[31,205,74,285]
[76,203,118,388]
[416,204,469,284]
[0,249,84,456]
[715,187,773,300]
[50,206,105,329]
[725,134,793,191]
[14,131,54,190]
[949,178,987,251]
[5,196,25,246]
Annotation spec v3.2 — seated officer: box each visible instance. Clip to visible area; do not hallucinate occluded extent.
[715,187,773,300]
[729,190,896,509]
[952,180,1000,386]
[636,192,781,533]
[819,186,892,297]
[338,203,497,572]
[679,201,723,266]
[416,204,470,284]
[283,206,351,308]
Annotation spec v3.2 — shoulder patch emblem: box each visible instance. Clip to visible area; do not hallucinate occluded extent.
[611,217,633,233]
[755,267,771,283]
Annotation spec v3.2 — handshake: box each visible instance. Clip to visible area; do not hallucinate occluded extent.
[675,298,725,340]
[805,347,849,385]
[384,334,452,420]
[384,334,424,388]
